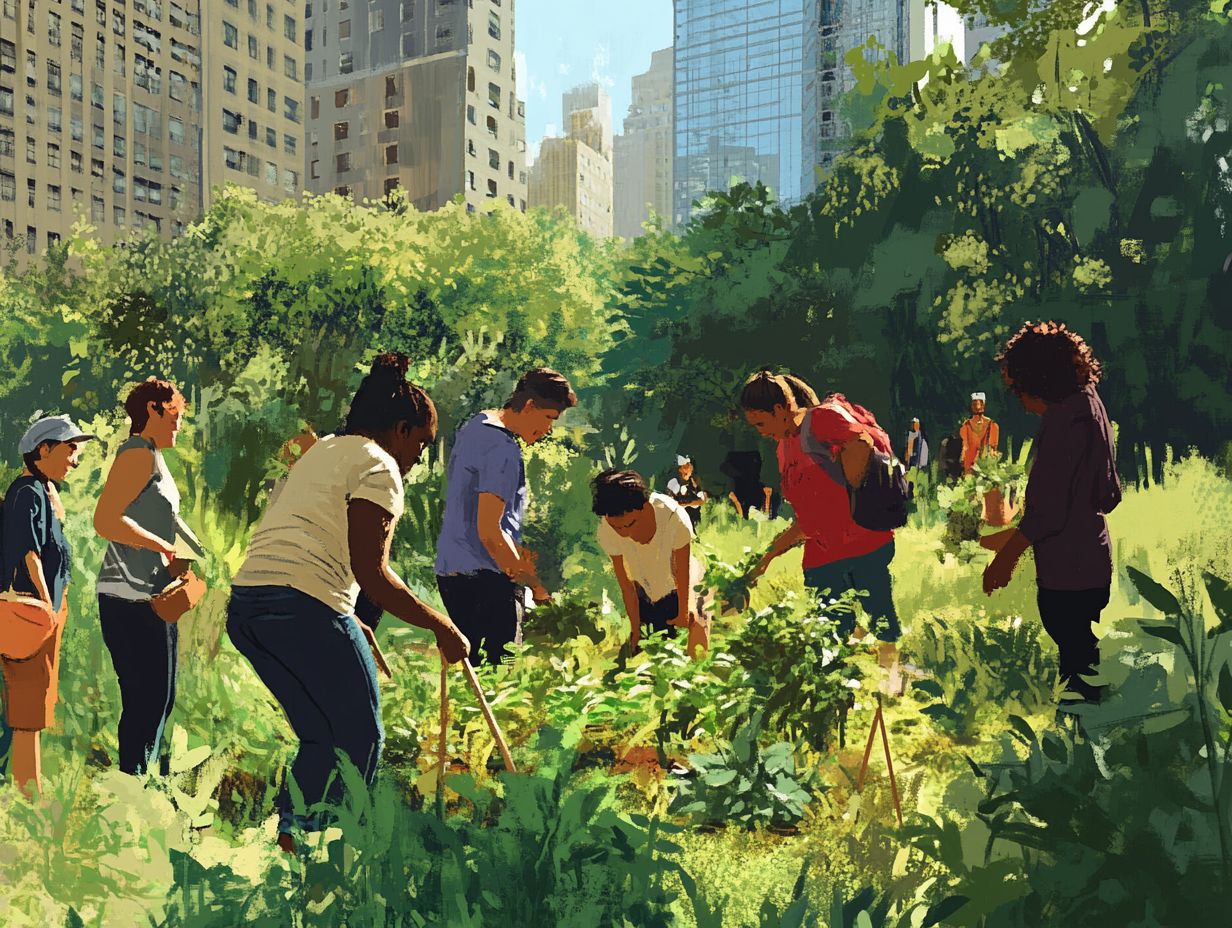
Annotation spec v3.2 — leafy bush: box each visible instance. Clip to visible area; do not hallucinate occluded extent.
[727,593,863,753]
[669,712,817,830]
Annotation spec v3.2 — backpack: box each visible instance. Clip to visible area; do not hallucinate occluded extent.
[798,400,910,532]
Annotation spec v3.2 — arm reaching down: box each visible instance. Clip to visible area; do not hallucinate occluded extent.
[348,498,469,664]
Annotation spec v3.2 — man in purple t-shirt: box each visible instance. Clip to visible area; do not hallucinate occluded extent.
[982,322,1121,704]
[435,369,577,665]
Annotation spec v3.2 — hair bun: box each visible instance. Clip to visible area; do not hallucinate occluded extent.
[369,352,411,384]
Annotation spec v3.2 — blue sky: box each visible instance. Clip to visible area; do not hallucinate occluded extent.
[515,1,674,163]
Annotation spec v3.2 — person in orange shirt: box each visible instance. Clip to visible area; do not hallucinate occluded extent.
[960,392,1000,473]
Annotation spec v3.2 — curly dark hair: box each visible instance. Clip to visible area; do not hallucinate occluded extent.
[995,321,1103,404]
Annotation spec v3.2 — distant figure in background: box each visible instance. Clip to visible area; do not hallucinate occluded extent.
[720,449,778,519]
[981,322,1121,704]
[960,392,1000,473]
[938,433,964,481]
[904,418,929,471]
[666,454,707,529]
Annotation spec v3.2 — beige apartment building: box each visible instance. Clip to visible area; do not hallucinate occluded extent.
[1,0,304,259]
[614,47,671,241]
[304,0,527,213]
[528,83,613,239]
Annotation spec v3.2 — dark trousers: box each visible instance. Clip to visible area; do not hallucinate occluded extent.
[98,595,179,775]
[1038,586,1109,702]
[226,585,383,834]
[802,540,901,642]
[436,571,522,666]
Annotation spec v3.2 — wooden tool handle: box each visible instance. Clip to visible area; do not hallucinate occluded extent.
[461,658,517,773]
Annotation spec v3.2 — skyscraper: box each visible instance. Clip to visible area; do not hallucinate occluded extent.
[304,0,527,213]
[614,47,672,241]
[674,0,966,226]
[673,0,811,226]
[1,0,305,259]
[528,83,613,239]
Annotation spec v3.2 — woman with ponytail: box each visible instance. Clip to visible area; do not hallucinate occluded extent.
[228,352,469,852]
[740,371,903,676]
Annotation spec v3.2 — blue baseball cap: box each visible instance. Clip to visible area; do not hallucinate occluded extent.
[19,415,97,455]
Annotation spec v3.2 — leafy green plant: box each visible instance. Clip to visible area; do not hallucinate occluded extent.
[669,712,817,830]
[521,590,610,645]
[727,593,863,753]
[907,615,1058,742]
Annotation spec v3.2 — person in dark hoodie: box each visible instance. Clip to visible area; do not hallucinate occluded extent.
[981,322,1121,704]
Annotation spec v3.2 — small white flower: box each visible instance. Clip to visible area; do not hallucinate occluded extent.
[843,679,861,690]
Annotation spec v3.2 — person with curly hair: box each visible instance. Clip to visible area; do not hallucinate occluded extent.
[981,322,1122,703]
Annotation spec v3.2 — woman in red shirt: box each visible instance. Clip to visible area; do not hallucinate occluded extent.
[741,372,902,670]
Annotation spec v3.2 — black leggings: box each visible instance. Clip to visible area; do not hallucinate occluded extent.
[1037,586,1110,702]
[98,595,179,774]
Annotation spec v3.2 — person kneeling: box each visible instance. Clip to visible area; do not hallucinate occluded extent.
[591,470,709,658]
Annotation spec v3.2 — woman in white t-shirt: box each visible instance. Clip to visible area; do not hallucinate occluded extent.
[227,353,469,853]
[592,469,709,657]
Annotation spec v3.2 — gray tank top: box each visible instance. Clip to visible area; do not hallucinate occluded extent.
[97,435,181,601]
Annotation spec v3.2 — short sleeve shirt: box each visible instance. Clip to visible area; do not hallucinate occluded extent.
[435,412,527,576]
[777,406,893,570]
[2,476,71,612]
[597,493,700,602]
[233,435,405,615]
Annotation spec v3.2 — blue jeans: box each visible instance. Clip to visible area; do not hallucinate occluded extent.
[803,540,901,642]
[226,585,384,834]
[99,595,179,775]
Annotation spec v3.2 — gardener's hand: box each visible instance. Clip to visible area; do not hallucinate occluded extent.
[629,623,641,655]
[979,528,1015,552]
[983,552,1018,595]
[433,617,471,665]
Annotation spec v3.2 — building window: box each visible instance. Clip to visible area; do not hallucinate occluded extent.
[71,150,83,173]
[113,206,125,225]
[334,185,350,196]
[508,160,514,179]
[248,119,258,140]
[487,148,498,169]
[335,88,349,107]
[25,178,34,207]
[223,109,241,133]
[384,109,399,129]
[338,18,350,39]
[384,144,397,164]
[383,176,399,196]
[466,169,474,190]
[248,79,259,103]
[284,14,296,41]
[487,11,500,39]
[284,97,300,122]
[224,146,243,170]
[224,66,237,93]
[248,35,258,58]
[334,121,348,140]
[266,46,274,69]
[265,127,276,147]
[369,9,383,31]
[467,67,475,92]
[486,115,497,137]
[112,168,126,193]
[0,171,14,201]
[310,95,320,118]
[310,159,318,179]
[283,170,298,194]
[0,128,13,158]
[335,152,350,172]
[339,51,352,73]
[265,161,277,185]
[487,49,500,71]
[267,88,276,111]
[284,133,297,155]
[284,55,297,79]
[305,28,313,51]
[92,195,104,222]
[466,139,475,156]
[223,21,238,48]
[434,25,451,46]
[385,75,398,98]
[487,82,499,108]
[466,104,475,125]
[25,135,34,163]
[486,179,497,198]
[401,0,414,21]
[400,34,414,57]
[169,117,184,144]
[47,62,61,96]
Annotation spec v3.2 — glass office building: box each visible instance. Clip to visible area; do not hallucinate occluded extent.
[673,0,816,226]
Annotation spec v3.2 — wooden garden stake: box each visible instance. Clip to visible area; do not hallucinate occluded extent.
[856,693,903,826]
[461,658,517,774]
[436,655,449,819]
